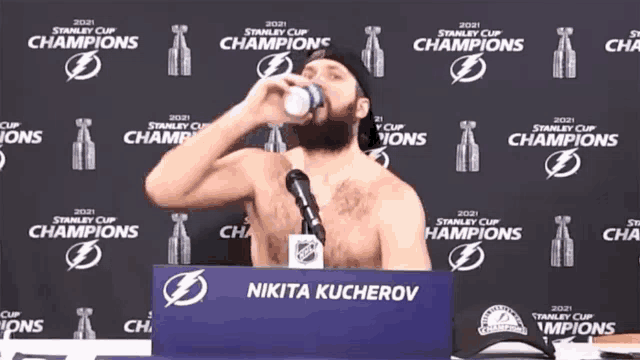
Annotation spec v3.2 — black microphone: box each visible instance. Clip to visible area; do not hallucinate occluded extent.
[285,169,326,245]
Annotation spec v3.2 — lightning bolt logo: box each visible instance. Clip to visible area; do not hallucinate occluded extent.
[257,51,293,79]
[365,146,390,168]
[0,145,5,172]
[264,51,289,77]
[367,146,386,159]
[68,50,97,81]
[163,269,208,308]
[65,50,102,82]
[545,148,581,179]
[66,239,102,271]
[497,312,511,323]
[450,53,487,84]
[449,241,485,272]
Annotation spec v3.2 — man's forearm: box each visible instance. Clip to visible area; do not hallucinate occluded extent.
[145,102,260,200]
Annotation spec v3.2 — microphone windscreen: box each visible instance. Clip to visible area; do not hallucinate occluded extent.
[285,169,309,193]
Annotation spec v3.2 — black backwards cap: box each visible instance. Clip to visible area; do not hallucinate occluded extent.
[293,44,381,150]
[454,303,556,359]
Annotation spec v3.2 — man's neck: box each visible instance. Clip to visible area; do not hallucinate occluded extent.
[301,141,361,180]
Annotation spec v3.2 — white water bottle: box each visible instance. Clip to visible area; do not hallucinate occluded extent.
[284,84,324,117]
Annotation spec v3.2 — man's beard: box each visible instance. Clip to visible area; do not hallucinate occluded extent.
[292,98,358,153]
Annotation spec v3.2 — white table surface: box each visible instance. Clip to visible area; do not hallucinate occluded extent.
[0,339,630,360]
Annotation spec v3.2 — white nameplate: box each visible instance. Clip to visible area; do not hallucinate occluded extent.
[288,234,324,269]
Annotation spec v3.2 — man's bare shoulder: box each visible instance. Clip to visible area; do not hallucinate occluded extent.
[362,155,425,219]
[358,152,414,196]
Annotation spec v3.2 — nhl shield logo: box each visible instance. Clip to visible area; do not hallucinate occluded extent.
[296,238,317,264]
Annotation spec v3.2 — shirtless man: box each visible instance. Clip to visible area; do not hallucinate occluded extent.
[145,46,431,270]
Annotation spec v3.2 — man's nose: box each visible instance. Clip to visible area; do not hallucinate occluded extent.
[310,71,328,85]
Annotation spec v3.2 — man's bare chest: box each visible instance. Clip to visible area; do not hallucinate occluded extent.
[248,168,382,268]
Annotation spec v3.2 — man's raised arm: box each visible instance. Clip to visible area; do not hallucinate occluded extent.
[144,102,263,210]
[144,73,315,211]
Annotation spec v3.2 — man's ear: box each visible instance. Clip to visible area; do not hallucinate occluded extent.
[356,97,370,120]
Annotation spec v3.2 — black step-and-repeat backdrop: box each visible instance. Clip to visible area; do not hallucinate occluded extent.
[1,0,640,344]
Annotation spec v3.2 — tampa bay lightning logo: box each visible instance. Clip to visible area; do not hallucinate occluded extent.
[257,51,293,78]
[65,50,102,82]
[545,148,581,179]
[163,269,208,308]
[450,53,486,84]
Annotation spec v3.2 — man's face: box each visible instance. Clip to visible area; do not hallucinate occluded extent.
[293,58,363,152]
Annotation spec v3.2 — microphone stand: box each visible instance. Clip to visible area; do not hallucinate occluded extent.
[288,186,324,268]
[301,218,312,236]
[298,195,319,240]
[298,194,324,245]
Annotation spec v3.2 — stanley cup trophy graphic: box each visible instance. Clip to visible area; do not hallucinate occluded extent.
[362,26,384,78]
[551,216,574,267]
[553,27,576,79]
[72,118,95,171]
[73,308,96,339]
[169,25,191,76]
[169,213,191,265]
[456,121,480,172]
[265,124,287,153]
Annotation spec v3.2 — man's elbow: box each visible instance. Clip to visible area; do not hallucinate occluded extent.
[144,181,186,210]
[144,175,166,205]
[144,183,172,208]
